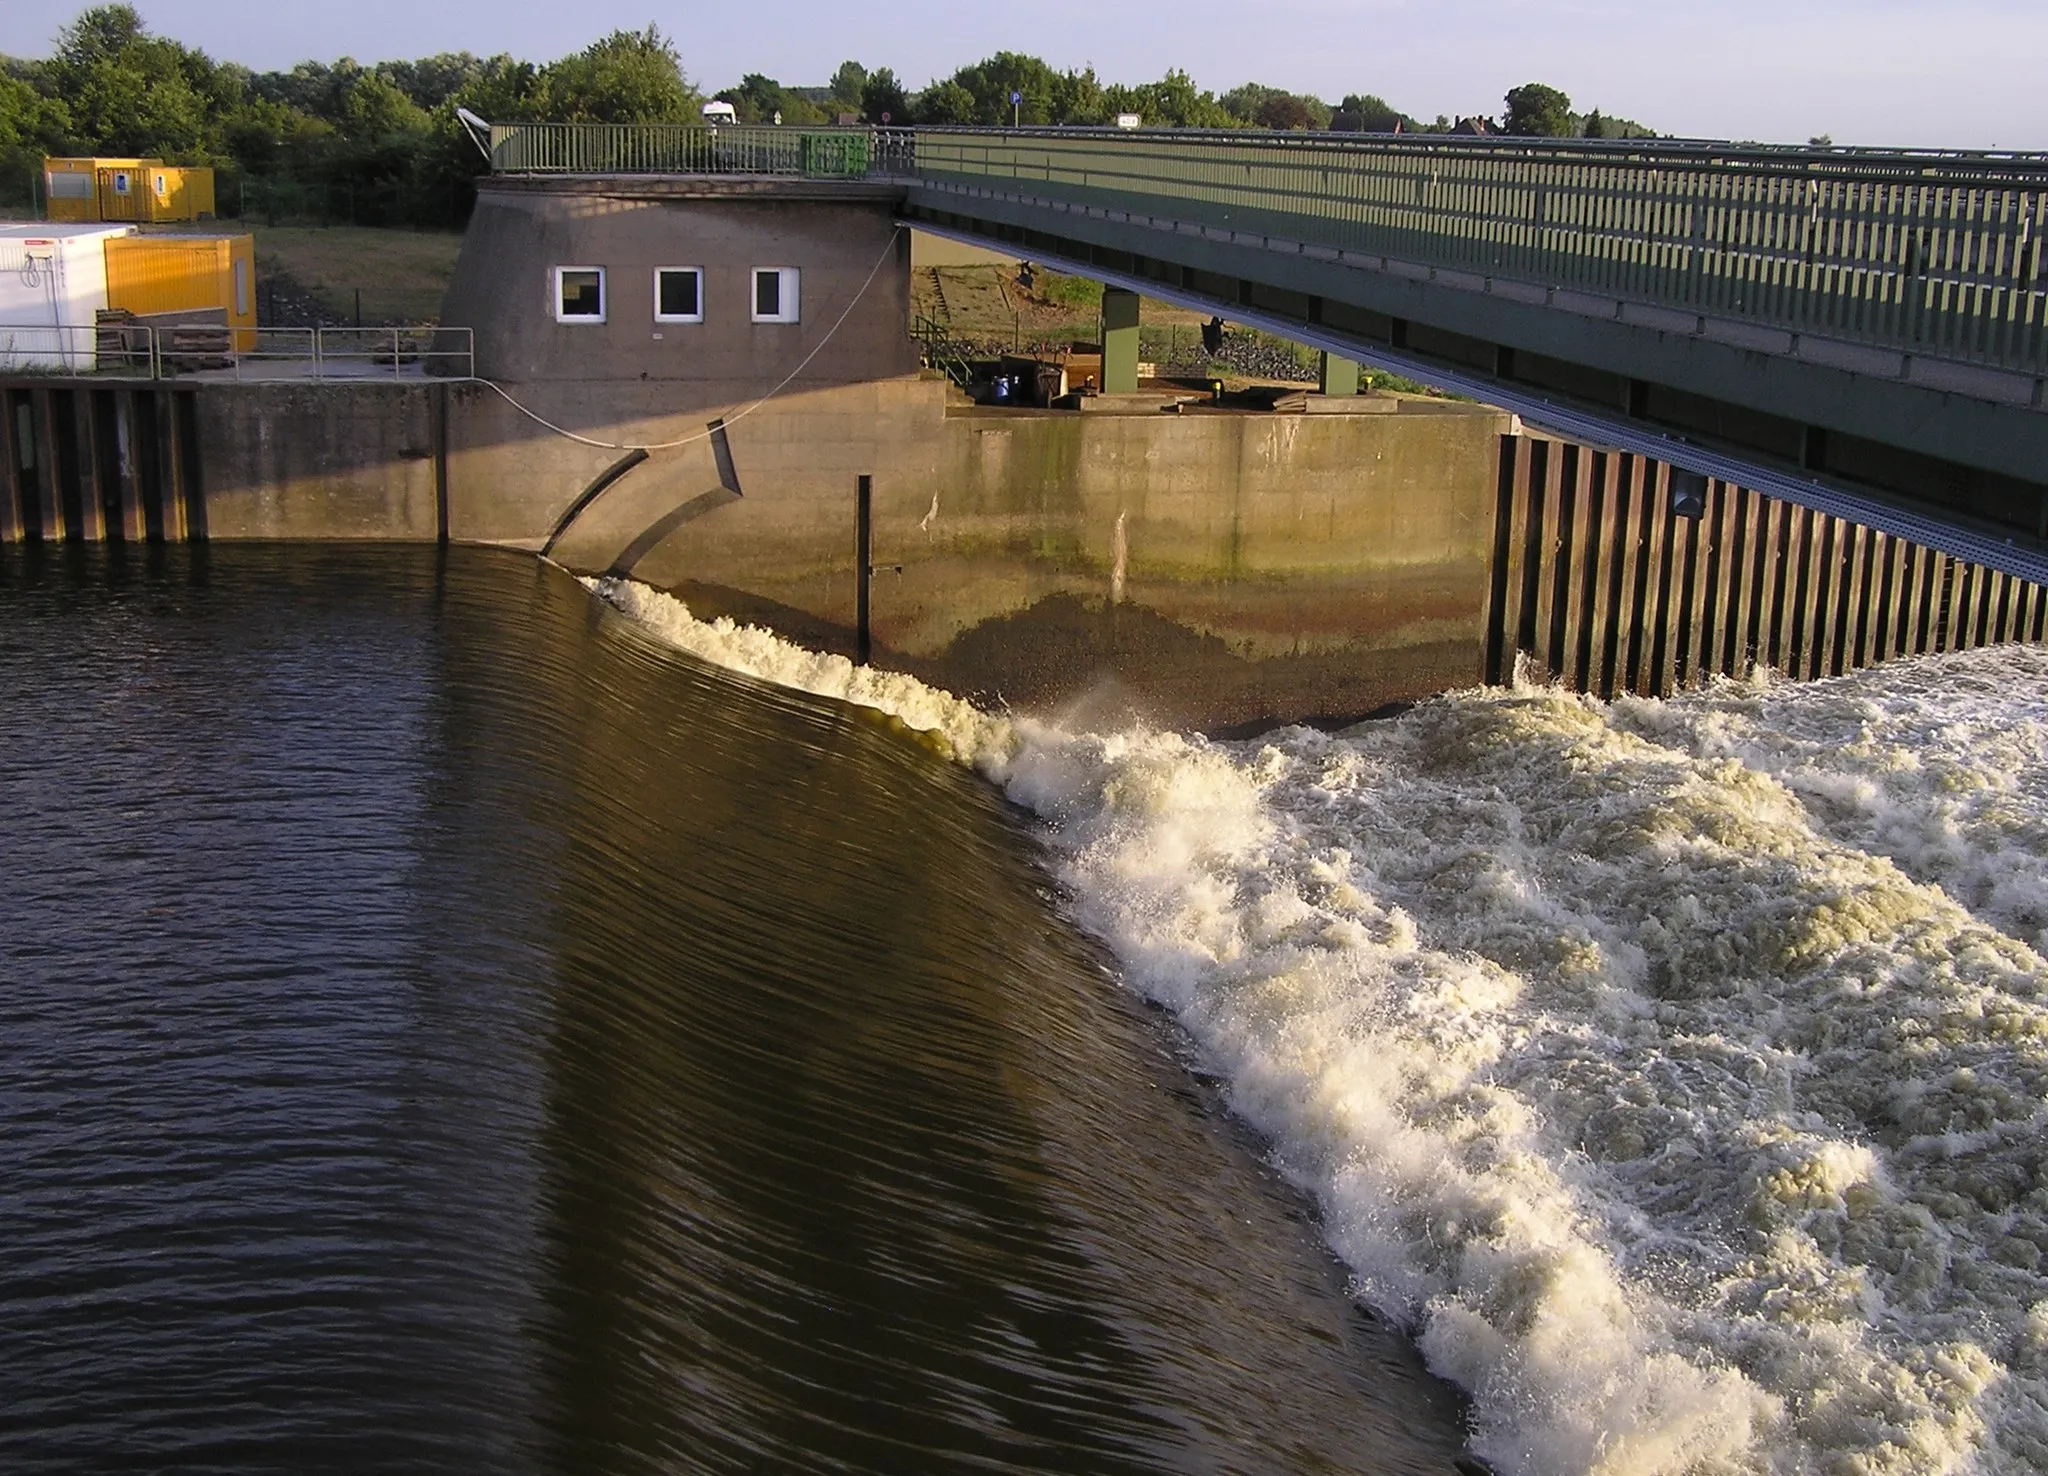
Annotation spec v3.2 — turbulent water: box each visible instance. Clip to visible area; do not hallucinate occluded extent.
[588,578,2048,1476]
[0,546,1468,1475]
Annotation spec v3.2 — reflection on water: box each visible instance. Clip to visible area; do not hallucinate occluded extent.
[0,545,1465,1474]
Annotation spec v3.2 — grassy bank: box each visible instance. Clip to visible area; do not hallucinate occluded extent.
[248,226,465,325]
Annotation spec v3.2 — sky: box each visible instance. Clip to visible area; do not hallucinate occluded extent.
[3,0,2044,152]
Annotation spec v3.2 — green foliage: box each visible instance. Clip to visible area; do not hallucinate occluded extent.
[1502,82,1573,137]
[828,61,867,110]
[1101,70,1239,129]
[1334,93,1416,133]
[534,27,699,124]
[1220,83,1331,131]
[859,68,908,124]
[715,74,826,125]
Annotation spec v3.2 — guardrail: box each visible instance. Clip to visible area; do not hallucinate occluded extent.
[487,122,2048,379]
[0,325,474,381]
[898,128,2048,379]
[488,123,873,178]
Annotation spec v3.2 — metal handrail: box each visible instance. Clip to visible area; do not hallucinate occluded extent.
[487,122,2048,379]
[0,324,475,381]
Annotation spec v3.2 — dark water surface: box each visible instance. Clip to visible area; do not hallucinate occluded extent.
[0,545,1466,1474]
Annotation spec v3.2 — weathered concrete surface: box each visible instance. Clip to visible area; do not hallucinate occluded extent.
[483,376,1510,729]
[195,381,442,540]
[175,371,1508,730]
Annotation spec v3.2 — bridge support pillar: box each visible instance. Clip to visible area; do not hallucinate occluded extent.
[1318,351,1360,397]
[1102,287,1140,394]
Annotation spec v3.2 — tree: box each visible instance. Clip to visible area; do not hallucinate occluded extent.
[533,27,699,124]
[914,80,976,125]
[828,60,867,109]
[716,74,825,124]
[1502,82,1572,137]
[1335,93,1412,132]
[1221,83,1329,131]
[1104,70,1237,129]
[860,67,907,124]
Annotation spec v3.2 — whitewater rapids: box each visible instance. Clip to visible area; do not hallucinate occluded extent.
[587,575,2048,1476]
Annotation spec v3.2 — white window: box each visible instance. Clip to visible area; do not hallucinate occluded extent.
[654,267,703,323]
[154,173,169,197]
[48,172,92,200]
[234,259,250,317]
[111,171,131,196]
[554,266,605,323]
[751,267,800,324]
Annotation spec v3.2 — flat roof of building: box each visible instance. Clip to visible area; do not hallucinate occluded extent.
[0,222,136,240]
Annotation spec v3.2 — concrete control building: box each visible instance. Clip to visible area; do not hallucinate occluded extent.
[441,175,916,397]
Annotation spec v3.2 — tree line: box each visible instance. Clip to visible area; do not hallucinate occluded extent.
[0,5,1660,229]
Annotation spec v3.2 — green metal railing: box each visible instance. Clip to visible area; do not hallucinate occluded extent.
[488,124,870,178]
[488,123,2048,378]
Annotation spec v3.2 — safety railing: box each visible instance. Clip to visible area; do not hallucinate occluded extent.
[486,120,2048,379]
[488,123,873,179]
[0,324,474,381]
[895,128,2048,378]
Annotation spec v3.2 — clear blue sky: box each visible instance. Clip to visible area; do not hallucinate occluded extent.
[4,0,2044,151]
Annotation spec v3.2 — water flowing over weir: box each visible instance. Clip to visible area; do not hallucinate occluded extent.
[590,575,2048,1476]
[0,546,1468,1475]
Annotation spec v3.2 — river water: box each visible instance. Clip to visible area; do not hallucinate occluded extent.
[0,546,1463,1474]
[6,546,2048,1476]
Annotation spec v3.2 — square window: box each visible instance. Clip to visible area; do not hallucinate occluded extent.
[555,266,605,323]
[752,267,799,323]
[655,267,703,323]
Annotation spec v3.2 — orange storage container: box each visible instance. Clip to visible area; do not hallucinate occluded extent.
[103,234,256,348]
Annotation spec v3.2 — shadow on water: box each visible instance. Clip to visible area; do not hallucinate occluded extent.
[0,543,1468,1474]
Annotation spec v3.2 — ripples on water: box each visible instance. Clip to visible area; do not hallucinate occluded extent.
[0,546,1466,1475]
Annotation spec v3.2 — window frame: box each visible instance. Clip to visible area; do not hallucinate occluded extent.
[751,266,800,324]
[653,266,705,324]
[553,265,607,325]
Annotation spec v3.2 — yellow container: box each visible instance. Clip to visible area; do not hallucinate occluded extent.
[99,164,216,223]
[43,157,158,222]
[104,233,257,348]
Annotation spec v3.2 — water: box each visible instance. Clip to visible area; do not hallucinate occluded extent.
[0,545,1466,1475]
[11,546,2048,1476]
[589,579,2048,1476]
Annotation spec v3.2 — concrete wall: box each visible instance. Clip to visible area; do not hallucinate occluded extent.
[196,381,442,540]
[441,179,917,401]
[455,376,1508,729]
[163,372,1511,730]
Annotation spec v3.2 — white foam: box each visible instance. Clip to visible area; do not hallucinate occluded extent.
[586,576,2048,1476]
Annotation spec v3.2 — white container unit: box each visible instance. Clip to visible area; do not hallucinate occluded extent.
[0,223,135,371]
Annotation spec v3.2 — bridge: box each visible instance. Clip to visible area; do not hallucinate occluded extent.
[488,122,2048,584]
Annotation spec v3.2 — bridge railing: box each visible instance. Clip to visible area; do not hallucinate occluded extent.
[487,123,873,178]
[896,129,2048,379]
[483,121,2048,378]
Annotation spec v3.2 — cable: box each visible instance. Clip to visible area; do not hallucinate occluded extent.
[469,225,905,453]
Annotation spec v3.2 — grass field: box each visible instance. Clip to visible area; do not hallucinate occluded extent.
[247,226,464,324]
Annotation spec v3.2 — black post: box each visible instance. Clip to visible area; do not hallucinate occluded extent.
[354,288,362,328]
[855,474,872,665]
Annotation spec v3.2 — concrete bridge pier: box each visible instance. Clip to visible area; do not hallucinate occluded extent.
[1102,287,1140,393]
[1318,352,1360,398]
